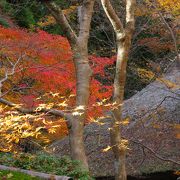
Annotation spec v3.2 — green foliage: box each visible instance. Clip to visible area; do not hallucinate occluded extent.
[0,17,9,27]
[0,0,71,33]
[15,7,35,28]
[42,24,64,35]
[0,170,40,180]
[0,152,93,179]
[0,0,44,28]
[0,0,13,13]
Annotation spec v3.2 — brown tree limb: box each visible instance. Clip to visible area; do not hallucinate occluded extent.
[0,165,71,180]
[44,1,77,46]
[101,0,124,33]
[0,98,70,120]
[101,0,136,179]
[127,95,180,129]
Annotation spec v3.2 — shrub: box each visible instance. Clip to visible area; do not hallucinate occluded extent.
[0,152,93,179]
[0,17,9,27]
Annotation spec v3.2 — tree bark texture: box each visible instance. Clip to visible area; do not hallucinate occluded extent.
[44,0,95,170]
[101,0,136,179]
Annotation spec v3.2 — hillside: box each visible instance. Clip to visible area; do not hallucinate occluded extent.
[50,63,180,176]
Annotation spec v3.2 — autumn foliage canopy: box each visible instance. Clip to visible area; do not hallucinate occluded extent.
[0,26,115,150]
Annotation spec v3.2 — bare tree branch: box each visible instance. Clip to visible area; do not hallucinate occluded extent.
[101,0,124,33]
[149,1,179,66]
[157,11,180,66]
[130,139,180,165]
[44,1,78,46]
[0,55,24,98]
[0,55,23,84]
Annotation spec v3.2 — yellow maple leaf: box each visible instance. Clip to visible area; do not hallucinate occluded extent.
[102,145,112,152]
[121,117,130,125]
[48,128,56,134]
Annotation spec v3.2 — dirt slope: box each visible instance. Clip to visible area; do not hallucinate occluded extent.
[50,63,180,176]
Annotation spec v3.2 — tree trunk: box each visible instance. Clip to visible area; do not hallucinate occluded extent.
[110,33,132,180]
[69,43,92,170]
[43,0,95,170]
[101,0,136,179]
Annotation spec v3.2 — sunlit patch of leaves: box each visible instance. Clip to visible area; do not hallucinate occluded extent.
[0,109,45,152]
[102,139,129,153]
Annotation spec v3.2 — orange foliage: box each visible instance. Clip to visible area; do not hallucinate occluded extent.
[0,26,115,150]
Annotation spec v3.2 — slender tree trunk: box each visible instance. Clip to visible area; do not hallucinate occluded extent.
[69,43,92,170]
[101,0,136,179]
[111,33,133,180]
[43,0,95,170]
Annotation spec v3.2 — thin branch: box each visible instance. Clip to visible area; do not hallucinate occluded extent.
[130,139,180,165]
[0,98,70,120]
[127,95,180,129]
[0,55,23,84]
[150,1,179,66]
[44,1,77,46]
[101,0,124,33]
[157,11,179,65]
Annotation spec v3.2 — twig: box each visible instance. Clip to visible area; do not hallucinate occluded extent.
[129,139,180,165]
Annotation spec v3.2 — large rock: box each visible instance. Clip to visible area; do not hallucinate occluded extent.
[50,65,180,176]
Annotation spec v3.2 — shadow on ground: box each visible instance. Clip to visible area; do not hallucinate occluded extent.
[95,171,179,180]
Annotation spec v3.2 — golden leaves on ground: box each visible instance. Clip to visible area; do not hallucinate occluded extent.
[37,16,56,27]
[137,68,155,81]
[62,6,78,16]
[157,78,179,89]
[135,4,149,17]
[146,0,180,15]
[174,171,180,175]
